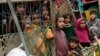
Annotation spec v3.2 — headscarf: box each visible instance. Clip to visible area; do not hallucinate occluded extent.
[76,18,90,43]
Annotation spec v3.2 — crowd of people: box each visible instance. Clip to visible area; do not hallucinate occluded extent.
[0,0,100,56]
[12,2,54,56]
[1,1,54,56]
[55,10,100,56]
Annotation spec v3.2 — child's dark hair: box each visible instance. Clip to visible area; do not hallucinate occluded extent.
[32,12,39,15]
[42,5,48,10]
[16,4,25,9]
[90,10,97,15]
[69,38,79,44]
[63,13,71,19]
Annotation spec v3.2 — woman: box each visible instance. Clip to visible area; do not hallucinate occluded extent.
[55,16,69,56]
[76,18,91,47]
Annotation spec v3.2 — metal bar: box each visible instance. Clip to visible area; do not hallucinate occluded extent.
[98,0,100,12]
[38,0,43,27]
[2,4,3,35]
[7,0,30,56]
[50,0,55,29]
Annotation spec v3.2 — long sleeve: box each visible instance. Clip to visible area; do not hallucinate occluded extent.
[46,28,54,39]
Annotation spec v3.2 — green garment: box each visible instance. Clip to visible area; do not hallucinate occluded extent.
[62,25,76,41]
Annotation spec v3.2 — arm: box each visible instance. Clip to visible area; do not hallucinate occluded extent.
[94,36,100,46]
[78,43,83,49]
[46,28,54,39]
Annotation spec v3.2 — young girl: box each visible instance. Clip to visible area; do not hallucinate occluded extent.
[68,39,83,56]
[25,13,46,55]
[76,18,91,47]
[55,16,69,56]
[43,16,51,28]
[25,13,53,56]
[9,4,26,33]
[62,13,76,41]
[42,5,49,17]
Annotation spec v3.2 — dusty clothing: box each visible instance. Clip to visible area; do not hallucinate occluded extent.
[55,30,69,56]
[87,18,100,38]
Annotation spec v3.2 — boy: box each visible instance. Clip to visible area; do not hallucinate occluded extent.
[87,10,100,44]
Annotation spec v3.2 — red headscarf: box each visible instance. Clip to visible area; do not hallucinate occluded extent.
[75,18,90,43]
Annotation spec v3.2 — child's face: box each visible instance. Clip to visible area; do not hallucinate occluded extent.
[80,20,86,29]
[69,42,77,49]
[65,16,71,24]
[42,6,48,11]
[25,16,30,24]
[44,18,51,24]
[32,14,40,25]
[90,13,96,20]
[17,6,25,14]
[57,17,65,29]
[42,10,49,16]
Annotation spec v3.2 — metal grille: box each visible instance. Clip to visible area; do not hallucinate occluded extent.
[0,0,51,34]
[0,0,55,56]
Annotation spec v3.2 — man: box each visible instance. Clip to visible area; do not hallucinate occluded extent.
[87,10,100,43]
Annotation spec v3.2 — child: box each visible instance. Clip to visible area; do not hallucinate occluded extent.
[43,16,51,28]
[55,16,69,56]
[43,16,54,56]
[87,10,100,44]
[9,4,26,33]
[76,18,91,47]
[25,13,46,55]
[42,5,49,17]
[25,13,53,56]
[68,39,83,56]
[25,16,32,32]
[62,13,76,41]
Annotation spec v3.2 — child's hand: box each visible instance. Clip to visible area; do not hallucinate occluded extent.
[68,51,72,55]
[68,51,78,56]
[71,50,78,55]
